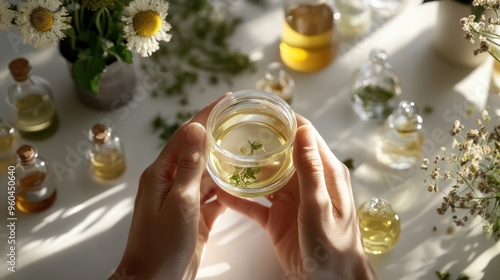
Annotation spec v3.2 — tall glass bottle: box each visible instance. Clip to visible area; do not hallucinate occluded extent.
[280,0,337,72]
[15,145,57,213]
[376,100,424,169]
[7,58,59,140]
[256,62,295,105]
[87,123,126,180]
[0,119,19,175]
[334,0,371,38]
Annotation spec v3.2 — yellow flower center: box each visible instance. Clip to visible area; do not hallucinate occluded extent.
[133,10,162,37]
[30,7,54,32]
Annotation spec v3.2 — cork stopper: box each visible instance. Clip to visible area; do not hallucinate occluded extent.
[92,123,109,144]
[17,144,37,163]
[9,58,31,82]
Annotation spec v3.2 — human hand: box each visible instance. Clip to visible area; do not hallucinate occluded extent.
[217,115,376,279]
[109,95,227,280]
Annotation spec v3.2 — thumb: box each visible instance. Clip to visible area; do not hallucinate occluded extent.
[165,122,206,214]
[293,125,332,216]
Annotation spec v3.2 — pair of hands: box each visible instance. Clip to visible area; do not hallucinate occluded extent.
[110,93,376,280]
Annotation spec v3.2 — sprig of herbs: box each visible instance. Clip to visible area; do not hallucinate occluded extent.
[147,0,263,141]
[229,140,263,188]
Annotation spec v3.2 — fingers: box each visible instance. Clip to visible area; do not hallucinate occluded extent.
[216,190,269,229]
[163,122,206,211]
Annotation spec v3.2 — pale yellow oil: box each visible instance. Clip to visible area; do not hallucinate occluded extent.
[90,150,126,179]
[210,112,293,195]
[15,94,58,140]
[0,133,16,174]
[358,206,401,254]
[17,171,57,214]
[280,4,336,72]
[376,129,424,169]
[490,59,500,95]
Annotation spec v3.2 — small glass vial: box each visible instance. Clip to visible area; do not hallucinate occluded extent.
[206,90,297,197]
[358,197,400,254]
[15,145,57,213]
[334,0,371,38]
[280,0,337,72]
[350,49,401,120]
[87,123,126,179]
[0,119,19,175]
[256,62,295,105]
[376,100,424,169]
[7,58,59,140]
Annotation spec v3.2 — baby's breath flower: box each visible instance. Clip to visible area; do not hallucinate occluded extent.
[16,0,71,49]
[122,0,172,57]
[0,0,16,31]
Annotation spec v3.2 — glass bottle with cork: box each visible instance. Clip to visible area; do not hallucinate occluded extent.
[0,119,19,175]
[280,0,337,72]
[358,197,401,254]
[87,123,126,180]
[256,62,295,105]
[376,100,424,170]
[6,58,59,140]
[15,145,57,213]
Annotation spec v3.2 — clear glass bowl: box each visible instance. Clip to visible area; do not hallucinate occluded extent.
[206,90,297,197]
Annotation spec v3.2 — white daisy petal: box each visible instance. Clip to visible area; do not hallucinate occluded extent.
[0,0,16,31]
[123,0,172,57]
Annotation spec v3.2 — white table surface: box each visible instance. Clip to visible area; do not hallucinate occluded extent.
[1,1,500,279]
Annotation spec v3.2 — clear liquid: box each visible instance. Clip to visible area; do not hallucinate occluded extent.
[90,149,126,179]
[209,112,294,197]
[358,208,400,254]
[376,130,423,169]
[17,171,57,213]
[337,1,371,37]
[280,4,336,72]
[15,94,58,140]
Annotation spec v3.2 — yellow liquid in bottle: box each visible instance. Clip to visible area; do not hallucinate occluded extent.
[0,133,16,175]
[358,199,401,254]
[209,112,294,196]
[376,126,424,169]
[15,94,58,140]
[280,4,336,72]
[90,150,126,179]
[17,171,57,214]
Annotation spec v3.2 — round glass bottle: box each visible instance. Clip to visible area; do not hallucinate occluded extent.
[206,90,297,197]
[15,145,57,213]
[0,119,19,175]
[376,100,424,169]
[280,0,337,72]
[6,58,59,140]
[256,62,295,105]
[350,49,401,120]
[358,197,400,254]
[87,123,126,180]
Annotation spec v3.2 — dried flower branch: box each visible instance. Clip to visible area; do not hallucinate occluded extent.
[422,109,500,240]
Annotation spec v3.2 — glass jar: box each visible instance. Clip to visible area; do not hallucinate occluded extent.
[206,90,297,197]
[6,58,59,140]
[376,100,424,169]
[15,145,57,213]
[334,0,371,38]
[350,49,401,120]
[358,197,400,254]
[87,123,126,180]
[256,62,295,105]
[0,119,19,175]
[280,0,337,72]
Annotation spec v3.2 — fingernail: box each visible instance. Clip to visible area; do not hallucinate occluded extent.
[297,125,316,148]
[185,123,205,146]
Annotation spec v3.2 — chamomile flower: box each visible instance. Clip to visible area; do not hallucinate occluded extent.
[0,0,16,31]
[16,0,71,49]
[122,0,172,57]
